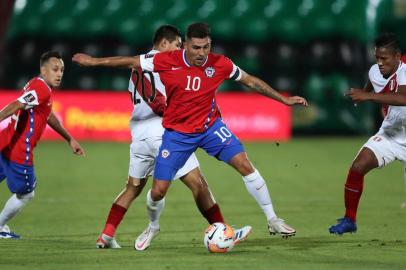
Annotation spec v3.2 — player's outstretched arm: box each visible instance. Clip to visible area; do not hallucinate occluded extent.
[0,100,25,123]
[72,53,141,69]
[239,71,308,106]
[47,112,85,156]
[363,80,373,92]
[346,85,406,105]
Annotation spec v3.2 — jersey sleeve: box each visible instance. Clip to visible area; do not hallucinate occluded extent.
[223,57,242,81]
[368,65,375,82]
[368,64,382,93]
[140,51,174,73]
[152,52,174,72]
[17,82,50,109]
[398,66,406,86]
[139,53,155,72]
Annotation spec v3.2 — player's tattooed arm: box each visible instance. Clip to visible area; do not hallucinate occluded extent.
[0,100,25,123]
[239,70,308,106]
[47,112,85,156]
[346,85,406,105]
[72,53,141,69]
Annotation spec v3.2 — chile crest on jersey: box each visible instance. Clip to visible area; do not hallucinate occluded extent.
[205,66,215,78]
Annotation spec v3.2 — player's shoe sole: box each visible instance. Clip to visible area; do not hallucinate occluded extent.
[269,231,296,239]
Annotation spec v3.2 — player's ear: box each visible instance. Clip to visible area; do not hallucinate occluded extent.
[184,39,190,51]
[395,51,401,60]
[160,38,169,50]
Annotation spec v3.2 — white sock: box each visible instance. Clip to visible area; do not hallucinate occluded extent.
[242,170,277,221]
[146,189,165,230]
[0,192,35,229]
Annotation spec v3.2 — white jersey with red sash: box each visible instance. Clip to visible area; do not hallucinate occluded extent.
[369,60,406,147]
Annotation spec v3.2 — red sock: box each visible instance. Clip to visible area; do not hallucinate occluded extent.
[202,204,224,224]
[344,169,364,222]
[102,203,127,237]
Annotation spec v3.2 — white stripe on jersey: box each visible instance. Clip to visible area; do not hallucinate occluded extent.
[229,63,242,81]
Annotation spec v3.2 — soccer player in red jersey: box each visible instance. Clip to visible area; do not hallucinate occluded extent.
[0,51,85,239]
[329,34,406,234]
[75,25,250,250]
[73,22,308,239]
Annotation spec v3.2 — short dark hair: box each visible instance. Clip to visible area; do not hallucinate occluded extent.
[186,22,211,40]
[153,25,181,45]
[375,33,401,54]
[40,51,62,66]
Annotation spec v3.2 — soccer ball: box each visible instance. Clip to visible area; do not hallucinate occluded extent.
[203,222,235,253]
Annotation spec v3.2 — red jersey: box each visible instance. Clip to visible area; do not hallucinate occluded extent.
[0,77,52,165]
[140,49,241,133]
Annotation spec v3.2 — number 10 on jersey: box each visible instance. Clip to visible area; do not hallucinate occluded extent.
[185,76,201,91]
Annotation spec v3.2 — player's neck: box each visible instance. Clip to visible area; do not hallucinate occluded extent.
[185,53,193,66]
[184,50,207,67]
[38,75,53,89]
[385,61,401,79]
[152,46,161,52]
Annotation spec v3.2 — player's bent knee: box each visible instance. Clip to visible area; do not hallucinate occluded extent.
[127,177,146,188]
[351,147,379,174]
[124,178,147,199]
[151,190,164,201]
[17,191,35,202]
[229,153,255,175]
[236,160,255,176]
[151,186,166,201]
[351,160,371,175]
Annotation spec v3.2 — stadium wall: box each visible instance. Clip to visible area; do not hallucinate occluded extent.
[0,91,291,141]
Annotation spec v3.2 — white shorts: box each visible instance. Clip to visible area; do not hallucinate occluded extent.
[128,135,200,179]
[362,133,406,168]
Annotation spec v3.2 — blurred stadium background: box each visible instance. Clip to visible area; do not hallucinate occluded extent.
[0,0,406,137]
[1,2,406,269]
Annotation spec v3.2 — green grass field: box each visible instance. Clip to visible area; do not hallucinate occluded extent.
[0,138,405,270]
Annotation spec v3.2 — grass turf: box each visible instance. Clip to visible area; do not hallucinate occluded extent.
[0,137,405,270]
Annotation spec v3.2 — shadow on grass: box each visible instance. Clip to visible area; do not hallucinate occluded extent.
[238,235,406,252]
